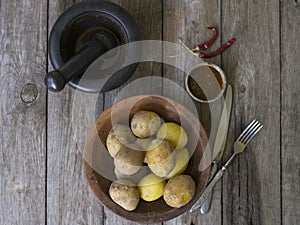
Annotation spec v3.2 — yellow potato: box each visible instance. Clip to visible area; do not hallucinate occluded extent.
[163,175,195,208]
[156,122,188,149]
[145,139,175,177]
[138,173,166,201]
[131,111,161,138]
[109,179,140,211]
[165,148,190,179]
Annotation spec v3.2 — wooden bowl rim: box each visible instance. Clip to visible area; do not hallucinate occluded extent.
[83,95,211,223]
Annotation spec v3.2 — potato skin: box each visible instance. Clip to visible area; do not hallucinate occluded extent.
[145,139,175,177]
[109,179,140,211]
[106,124,136,158]
[138,173,166,201]
[163,175,196,208]
[114,146,145,175]
[131,111,161,138]
[156,122,188,149]
[165,147,190,179]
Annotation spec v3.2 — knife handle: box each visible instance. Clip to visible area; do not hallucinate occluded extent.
[190,166,226,213]
[200,163,218,214]
[200,189,213,214]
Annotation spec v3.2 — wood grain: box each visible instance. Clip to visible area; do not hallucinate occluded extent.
[0,0,47,224]
[281,1,300,225]
[222,0,281,225]
[46,0,104,224]
[162,0,222,225]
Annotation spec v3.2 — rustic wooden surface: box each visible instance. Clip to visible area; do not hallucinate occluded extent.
[0,0,47,224]
[221,1,281,225]
[0,0,299,225]
[281,0,300,224]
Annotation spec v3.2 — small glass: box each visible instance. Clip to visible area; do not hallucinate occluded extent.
[185,63,227,103]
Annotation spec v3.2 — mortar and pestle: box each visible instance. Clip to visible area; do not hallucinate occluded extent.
[45,1,141,93]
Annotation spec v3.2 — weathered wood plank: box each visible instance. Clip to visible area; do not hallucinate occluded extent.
[0,0,47,224]
[281,1,300,225]
[222,0,281,225]
[47,0,104,224]
[103,0,163,224]
[163,0,222,224]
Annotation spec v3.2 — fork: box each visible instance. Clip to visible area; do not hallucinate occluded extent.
[190,119,263,213]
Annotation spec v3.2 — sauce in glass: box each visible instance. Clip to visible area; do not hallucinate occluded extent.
[187,65,224,101]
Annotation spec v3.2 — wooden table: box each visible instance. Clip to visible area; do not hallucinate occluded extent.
[1,0,299,224]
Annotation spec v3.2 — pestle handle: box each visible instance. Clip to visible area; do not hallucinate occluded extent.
[45,35,107,92]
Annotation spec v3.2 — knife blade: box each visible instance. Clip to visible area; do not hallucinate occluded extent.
[212,84,232,162]
[199,84,232,213]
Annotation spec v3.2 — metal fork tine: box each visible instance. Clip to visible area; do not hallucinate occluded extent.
[244,124,263,145]
[240,121,260,143]
[238,120,258,142]
[238,119,257,141]
[242,122,262,143]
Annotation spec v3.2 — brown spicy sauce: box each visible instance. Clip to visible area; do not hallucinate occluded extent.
[187,65,224,101]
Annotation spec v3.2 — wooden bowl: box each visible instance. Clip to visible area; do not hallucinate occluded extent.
[83,95,210,223]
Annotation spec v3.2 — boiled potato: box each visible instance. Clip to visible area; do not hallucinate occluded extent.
[106,124,136,157]
[145,139,175,177]
[138,173,166,201]
[131,111,161,138]
[156,122,188,149]
[109,179,139,211]
[165,148,189,179]
[163,175,195,208]
[114,146,145,175]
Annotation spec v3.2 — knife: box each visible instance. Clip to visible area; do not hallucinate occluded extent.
[191,84,232,213]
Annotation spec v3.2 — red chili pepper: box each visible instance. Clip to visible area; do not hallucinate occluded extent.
[196,27,218,51]
[199,38,237,58]
[174,27,236,59]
